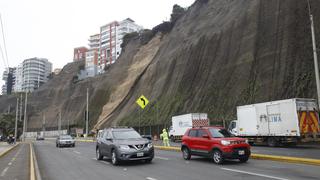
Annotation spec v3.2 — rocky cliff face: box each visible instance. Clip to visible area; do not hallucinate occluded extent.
[1,0,320,131]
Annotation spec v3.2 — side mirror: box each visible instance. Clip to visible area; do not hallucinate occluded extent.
[202,134,210,139]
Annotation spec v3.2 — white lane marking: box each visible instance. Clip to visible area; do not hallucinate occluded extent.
[221,168,289,180]
[146,177,157,180]
[155,156,169,160]
[100,161,110,165]
[8,162,12,166]
[73,151,81,154]
[92,158,97,160]
[0,167,9,177]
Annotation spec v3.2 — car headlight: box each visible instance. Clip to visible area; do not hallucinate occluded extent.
[147,143,153,148]
[221,140,230,146]
[119,145,130,150]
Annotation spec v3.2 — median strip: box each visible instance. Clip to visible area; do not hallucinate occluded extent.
[250,153,320,166]
[30,143,42,180]
[0,143,19,158]
[153,145,320,166]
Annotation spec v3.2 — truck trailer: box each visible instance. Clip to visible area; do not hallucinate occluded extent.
[169,113,209,142]
[229,98,320,146]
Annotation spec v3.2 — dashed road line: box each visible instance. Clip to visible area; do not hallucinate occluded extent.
[73,151,81,154]
[0,167,9,177]
[155,156,169,160]
[221,168,289,180]
[146,177,158,180]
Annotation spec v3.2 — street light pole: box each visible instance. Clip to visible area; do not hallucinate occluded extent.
[308,0,320,110]
[86,88,89,136]
[23,91,28,141]
[14,98,18,144]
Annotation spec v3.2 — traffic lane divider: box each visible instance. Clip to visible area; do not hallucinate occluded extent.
[153,145,320,166]
[0,143,19,158]
[30,142,41,180]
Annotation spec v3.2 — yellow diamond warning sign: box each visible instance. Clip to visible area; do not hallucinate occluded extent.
[136,95,149,109]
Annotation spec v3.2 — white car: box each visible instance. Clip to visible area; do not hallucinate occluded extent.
[56,135,75,148]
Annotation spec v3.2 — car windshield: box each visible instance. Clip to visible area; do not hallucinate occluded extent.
[209,128,233,138]
[60,135,72,140]
[112,130,141,139]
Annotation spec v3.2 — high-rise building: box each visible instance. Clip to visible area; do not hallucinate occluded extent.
[22,57,52,92]
[14,64,23,92]
[2,67,16,95]
[88,34,100,50]
[98,18,142,71]
[73,47,88,62]
[85,34,100,77]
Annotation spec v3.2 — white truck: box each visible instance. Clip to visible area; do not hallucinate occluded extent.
[169,113,209,142]
[228,98,320,146]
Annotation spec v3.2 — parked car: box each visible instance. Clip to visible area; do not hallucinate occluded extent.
[181,126,251,164]
[96,127,154,165]
[56,135,75,148]
[36,135,45,141]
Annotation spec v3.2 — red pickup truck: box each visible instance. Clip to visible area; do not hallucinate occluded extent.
[181,126,251,164]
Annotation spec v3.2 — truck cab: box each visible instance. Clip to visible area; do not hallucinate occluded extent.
[228,120,237,136]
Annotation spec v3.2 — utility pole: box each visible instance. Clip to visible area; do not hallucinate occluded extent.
[42,112,46,137]
[14,98,18,144]
[67,117,70,135]
[86,88,89,136]
[19,93,23,122]
[23,92,28,141]
[58,110,61,135]
[308,0,320,110]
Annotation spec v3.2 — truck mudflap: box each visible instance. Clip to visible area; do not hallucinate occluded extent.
[298,110,320,142]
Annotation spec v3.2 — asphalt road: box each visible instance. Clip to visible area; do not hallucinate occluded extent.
[33,140,320,180]
[0,143,29,180]
[153,141,320,159]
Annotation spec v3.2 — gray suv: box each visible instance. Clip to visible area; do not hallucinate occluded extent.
[96,127,154,165]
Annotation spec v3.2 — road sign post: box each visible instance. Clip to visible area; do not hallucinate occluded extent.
[136,95,149,134]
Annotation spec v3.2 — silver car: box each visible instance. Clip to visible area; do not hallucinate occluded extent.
[56,135,75,148]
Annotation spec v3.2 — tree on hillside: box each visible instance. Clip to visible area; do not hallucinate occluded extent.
[170,4,186,24]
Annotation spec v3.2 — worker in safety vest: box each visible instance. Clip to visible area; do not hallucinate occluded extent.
[160,129,170,147]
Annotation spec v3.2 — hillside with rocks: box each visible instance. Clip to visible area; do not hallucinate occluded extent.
[1,0,320,133]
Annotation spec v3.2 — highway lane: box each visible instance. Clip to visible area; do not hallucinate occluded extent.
[153,141,320,159]
[0,143,29,180]
[33,140,320,180]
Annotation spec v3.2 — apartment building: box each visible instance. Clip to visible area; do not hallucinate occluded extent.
[22,57,52,92]
[73,47,88,62]
[98,18,142,71]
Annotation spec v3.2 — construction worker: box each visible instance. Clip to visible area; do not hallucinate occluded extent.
[160,129,170,147]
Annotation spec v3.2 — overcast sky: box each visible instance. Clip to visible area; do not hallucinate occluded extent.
[0,0,194,88]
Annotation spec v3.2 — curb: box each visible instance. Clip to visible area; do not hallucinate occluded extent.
[76,139,95,142]
[250,153,320,166]
[154,146,180,152]
[153,146,320,166]
[0,143,19,158]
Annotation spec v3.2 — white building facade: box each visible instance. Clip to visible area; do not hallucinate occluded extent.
[98,18,142,71]
[22,58,52,92]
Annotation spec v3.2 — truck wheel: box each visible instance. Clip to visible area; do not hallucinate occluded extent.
[212,150,224,164]
[267,137,278,147]
[170,136,175,142]
[182,147,191,160]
